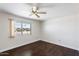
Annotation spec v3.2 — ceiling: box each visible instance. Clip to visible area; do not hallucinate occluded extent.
[0,3,79,20]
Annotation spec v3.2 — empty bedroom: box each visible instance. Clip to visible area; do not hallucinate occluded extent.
[0,3,79,56]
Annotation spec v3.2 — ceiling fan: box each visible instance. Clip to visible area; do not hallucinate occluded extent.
[30,6,47,18]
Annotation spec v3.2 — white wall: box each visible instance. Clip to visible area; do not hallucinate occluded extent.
[0,12,41,52]
[42,14,79,50]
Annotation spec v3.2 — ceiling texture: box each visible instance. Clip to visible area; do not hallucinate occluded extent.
[0,3,79,20]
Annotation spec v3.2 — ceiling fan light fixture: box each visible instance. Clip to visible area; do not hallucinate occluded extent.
[32,6,37,11]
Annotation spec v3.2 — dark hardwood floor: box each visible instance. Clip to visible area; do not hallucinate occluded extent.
[0,40,79,56]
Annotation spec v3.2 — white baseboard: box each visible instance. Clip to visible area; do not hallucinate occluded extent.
[42,39,79,51]
[0,40,39,53]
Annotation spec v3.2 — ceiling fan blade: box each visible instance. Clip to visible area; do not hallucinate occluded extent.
[35,13,40,18]
[37,12,47,14]
[36,7,39,10]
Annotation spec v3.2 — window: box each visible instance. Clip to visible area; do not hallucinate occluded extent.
[8,17,31,38]
[15,22,31,35]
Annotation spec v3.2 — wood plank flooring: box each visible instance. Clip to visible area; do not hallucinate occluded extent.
[0,40,79,56]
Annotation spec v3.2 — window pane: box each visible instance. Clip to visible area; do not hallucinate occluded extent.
[23,23,30,28]
[22,23,31,34]
[15,22,22,34]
